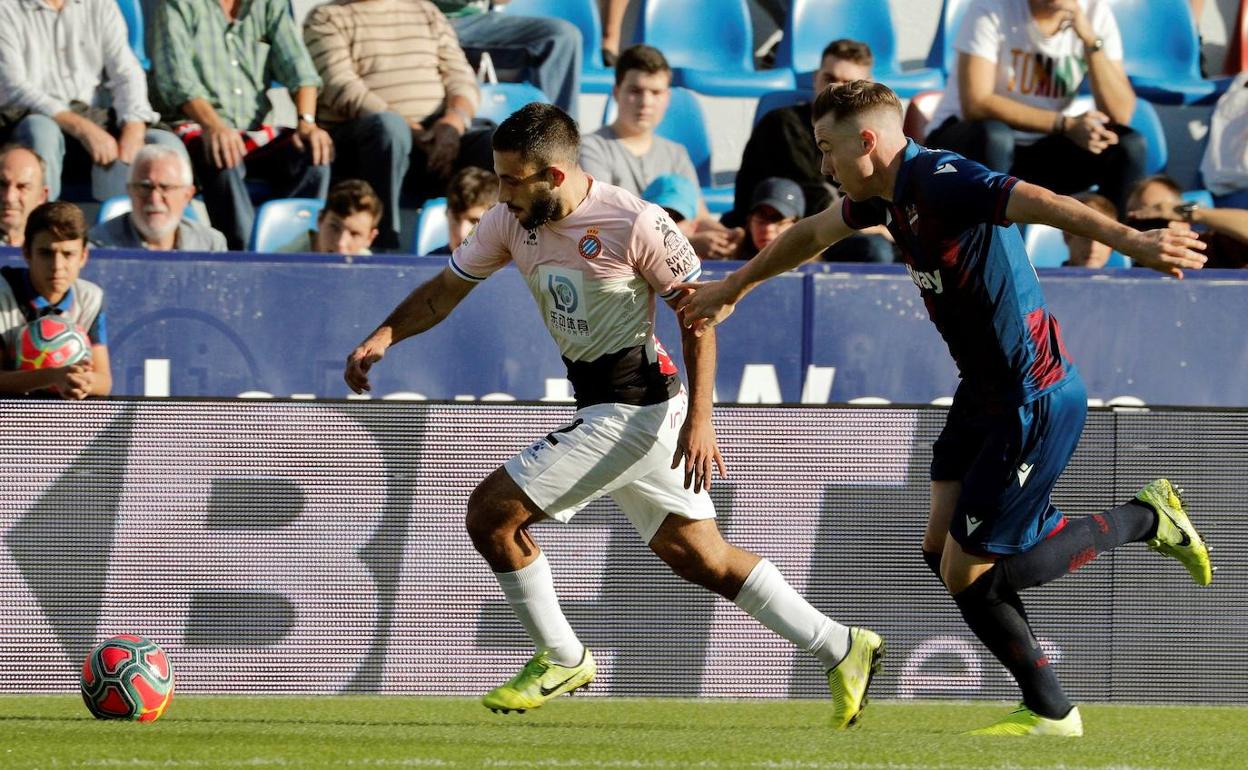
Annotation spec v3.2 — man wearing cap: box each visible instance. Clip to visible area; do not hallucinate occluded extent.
[642,174,699,239]
[733,178,804,260]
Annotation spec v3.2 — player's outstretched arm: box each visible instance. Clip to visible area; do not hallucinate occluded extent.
[674,203,854,336]
[344,267,476,394]
[668,297,725,493]
[1005,181,1207,278]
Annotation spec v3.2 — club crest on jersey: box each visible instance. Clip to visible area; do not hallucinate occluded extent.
[578,228,603,260]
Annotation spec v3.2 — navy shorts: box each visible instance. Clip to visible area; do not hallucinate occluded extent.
[933,374,1087,555]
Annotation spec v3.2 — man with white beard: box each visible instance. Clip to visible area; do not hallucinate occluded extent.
[89,145,227,252]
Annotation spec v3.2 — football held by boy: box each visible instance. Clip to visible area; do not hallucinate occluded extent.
[675,81,1213,737]
[344,103,883,727]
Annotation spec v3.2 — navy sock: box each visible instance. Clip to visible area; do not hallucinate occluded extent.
[998,501,1157,592]
[953,567,1072,720]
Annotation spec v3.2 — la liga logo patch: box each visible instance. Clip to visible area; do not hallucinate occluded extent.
[578,233,603,260]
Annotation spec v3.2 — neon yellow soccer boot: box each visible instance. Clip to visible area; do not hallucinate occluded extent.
[967,705,1083,737]
[482,648,596,713]
[827,627,884,729]
[1137,479,1213,586]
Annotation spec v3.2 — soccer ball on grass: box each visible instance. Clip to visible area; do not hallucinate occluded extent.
[80,635,175,722]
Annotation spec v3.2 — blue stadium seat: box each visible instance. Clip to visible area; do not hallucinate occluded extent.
[1182,189,1215,209]
[504,0,615,93]
[413,198,449,256]
[774,0,944,98]
[637,0,794,97]
[924,0,973,77]
[1106,0,1230,105]
[115,0,149,70]
[602,86,730,210]
[248,198,323,252]
[95,195,201,224]
[752,89,806,128]
[1025,224,1131,268]
[477,82,551,124]
[1067,96,1167,175]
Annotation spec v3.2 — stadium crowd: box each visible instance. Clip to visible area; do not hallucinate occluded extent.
[2,0,1247,399]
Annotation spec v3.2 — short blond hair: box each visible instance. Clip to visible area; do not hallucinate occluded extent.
[811,80,902,124]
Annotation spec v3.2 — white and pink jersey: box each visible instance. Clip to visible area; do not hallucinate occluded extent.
[449,179,701,407]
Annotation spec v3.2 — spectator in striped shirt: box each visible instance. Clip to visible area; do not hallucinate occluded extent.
[304,0,496,251]
[152,0,334,250]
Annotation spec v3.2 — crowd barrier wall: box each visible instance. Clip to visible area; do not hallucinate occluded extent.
[1,400,1244,702]
[3,251,1247,406]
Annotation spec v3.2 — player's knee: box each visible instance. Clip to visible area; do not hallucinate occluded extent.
[464,485,517,554]
[651,538,724,589]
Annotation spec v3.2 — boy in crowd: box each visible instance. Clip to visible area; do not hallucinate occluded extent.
[432,166,499,255]
[0,201,110,397]
[280,179,382,257]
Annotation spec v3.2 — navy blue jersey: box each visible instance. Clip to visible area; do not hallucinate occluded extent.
[842,140,1074,406]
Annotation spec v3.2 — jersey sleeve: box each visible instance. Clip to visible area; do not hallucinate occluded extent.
[87,309,107,346]
[841,196,889,230]
[631,204,702,301]
[956,0,1001,62]
[923,155,1019,227]
[448,203,513,282]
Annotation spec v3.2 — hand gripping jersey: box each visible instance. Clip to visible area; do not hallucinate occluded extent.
[842,140,1076,407]
[450,179,702,408]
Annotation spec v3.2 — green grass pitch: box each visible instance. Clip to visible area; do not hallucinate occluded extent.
[2,696,1246,769]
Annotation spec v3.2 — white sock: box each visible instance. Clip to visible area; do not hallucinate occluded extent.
[493,551,584,666]
[733,558,851,669]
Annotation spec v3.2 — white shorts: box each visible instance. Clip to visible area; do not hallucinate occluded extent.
[504,391,717,543]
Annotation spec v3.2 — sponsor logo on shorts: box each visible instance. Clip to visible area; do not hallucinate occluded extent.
[966,515,984,535]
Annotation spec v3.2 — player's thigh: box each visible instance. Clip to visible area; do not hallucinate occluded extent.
[924,480,962,553]
[503,400,670,524]
[610,468,717,545]
[950,377,1088,556]
[467,466,550,530]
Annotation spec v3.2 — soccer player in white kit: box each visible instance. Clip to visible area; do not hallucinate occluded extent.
[344,104,883,726]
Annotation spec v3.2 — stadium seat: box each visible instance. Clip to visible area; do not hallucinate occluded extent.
[1106,0,1230,105]
[477,82,551,124]
[636,0,794,97]
[903,90,944,141]
[412,198,449,256]
[752,89,806,127]
[94,195,201,224]
[774,0,944,98]
[1024,224,1131,268]
[504,0,615,93]
[115,0,149,70]
[247,198,323,252]
[1067,96,1167,175]
[602,86,731,209]
[924,0,973,77]
[1182,188,1215,209]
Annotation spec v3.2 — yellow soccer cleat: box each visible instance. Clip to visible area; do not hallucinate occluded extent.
[1137,479,1213,586]
[827,627,884,729]
[966,704,1083,737]
[482,649,596,714]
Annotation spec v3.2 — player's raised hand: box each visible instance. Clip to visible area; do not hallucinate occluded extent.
[674,278,740,337]
[1128,222,1207,279]
[671,417,726,494]
[344,334,390,394]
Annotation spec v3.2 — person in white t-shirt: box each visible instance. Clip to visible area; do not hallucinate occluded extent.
[925,0,1146,213]
[343,103,883,723]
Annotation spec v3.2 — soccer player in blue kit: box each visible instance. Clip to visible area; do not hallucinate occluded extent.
[677,81,1213,737]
